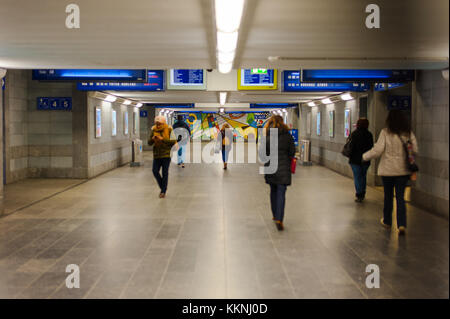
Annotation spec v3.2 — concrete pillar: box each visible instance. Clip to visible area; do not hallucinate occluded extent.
[71,84,89,178]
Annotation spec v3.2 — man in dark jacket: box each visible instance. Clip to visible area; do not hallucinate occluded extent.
[348,118,374,202]
[172,115,191,168]
[260,115,296,231]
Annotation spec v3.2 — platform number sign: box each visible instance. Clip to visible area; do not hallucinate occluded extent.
[140,110,148,117]
[388,96,411,111]
[37,97,72,111]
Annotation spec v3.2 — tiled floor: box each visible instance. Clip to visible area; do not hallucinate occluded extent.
[0,151,448,299]
[2,178,86,216]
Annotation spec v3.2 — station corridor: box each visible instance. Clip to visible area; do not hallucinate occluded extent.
[0,152,448,299]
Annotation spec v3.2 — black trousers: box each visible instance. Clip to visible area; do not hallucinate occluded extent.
[152,158,171,193]
[382,175,409,228]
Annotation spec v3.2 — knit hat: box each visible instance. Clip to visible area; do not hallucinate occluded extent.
[155,115,166,124]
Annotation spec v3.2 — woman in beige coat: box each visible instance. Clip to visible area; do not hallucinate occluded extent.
[363,110,418,235]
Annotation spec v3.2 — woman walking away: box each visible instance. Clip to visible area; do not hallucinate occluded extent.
[148,115,177,198]
[363,110,418,235]
[348,118,374,202]
[262,115,295,231]
[220,123,232,170]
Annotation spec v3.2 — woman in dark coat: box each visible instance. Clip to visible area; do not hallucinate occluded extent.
[261,115,296,231]
[348,118,374,202]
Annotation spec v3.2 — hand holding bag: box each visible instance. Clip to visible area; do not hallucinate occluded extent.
[291,157,297,174]
[398,133,419,173]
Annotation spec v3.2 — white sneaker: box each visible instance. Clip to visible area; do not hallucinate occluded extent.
[380,218,391,229]
[398,226,406,235]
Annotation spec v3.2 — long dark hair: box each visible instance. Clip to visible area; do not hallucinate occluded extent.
[264,115,289,134]
[386,110,411,135]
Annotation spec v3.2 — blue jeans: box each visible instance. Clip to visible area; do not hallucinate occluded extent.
[270,184,287,222]
[152,158,171,193]
[350,163,369,198]
[177,144,186,164]
[382,175,409,228]
[222,146,230,163]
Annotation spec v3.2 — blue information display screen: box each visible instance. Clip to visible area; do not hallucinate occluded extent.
[33,69,147,82]
[241,69,275,86]
[302,69,415,82]
[170,69,204,86]
[284,71,369,92]
[77,70,164,91]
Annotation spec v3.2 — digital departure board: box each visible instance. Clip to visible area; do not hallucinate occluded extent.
[238,69,278,90]
[167,69,206,90]
[302,69,415,82]
[283,71,369,92]
[237,69,277,90]
[33,69,147,82]
[77,70,164,91]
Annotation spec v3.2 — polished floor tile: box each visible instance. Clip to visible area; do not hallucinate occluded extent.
[0,151,448,299]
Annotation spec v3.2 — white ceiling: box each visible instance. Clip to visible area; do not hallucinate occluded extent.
[1,0,448,104]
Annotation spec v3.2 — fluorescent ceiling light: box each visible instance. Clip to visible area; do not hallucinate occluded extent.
[282,109,287,113]
[215,0,245,33]
[217,31,238,53]
[218,61,233,74]
[219,107,225,113]
[123,100,131,105]
[322,98,332,104]
[218,50,235,64]
[308,102,315,107]
[219,92,227,105]
[105,95,117,102]
[136,103,143,108]
[341,93,353,100]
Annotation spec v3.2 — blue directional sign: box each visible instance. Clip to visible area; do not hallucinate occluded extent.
[302,69,415,82]
[77,70,164,91]
[33,69,147,82]
[387,96,411,111]
[289,129,299,146]
[1,78,5,91]
[374,83,407,91]
[140,110,148,118]
[37,97,72,111]
[284,71,370,92]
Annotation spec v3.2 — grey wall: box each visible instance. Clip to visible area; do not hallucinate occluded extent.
[411,70,449,219]
[299,98,363,181]
[140,105,155,151]
[27,79,74,178]
[4,70,28,183]
[87,97,140,177]
[0,75,4,214]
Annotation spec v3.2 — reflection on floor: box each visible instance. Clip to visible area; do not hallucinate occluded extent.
[0,152,448,299]
[2,179,87,216]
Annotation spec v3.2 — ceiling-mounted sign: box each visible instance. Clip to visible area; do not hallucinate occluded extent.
[167,69,206,90]
[238,69,277,90]
[374,83,407,91]
[33,69,147,82]
[250,103,297,108]
[77,70,164,91]
[302,69,415,82]
[283,71,369,92]
[388,96,411,110]
[149,104,195,109]
[37,97,72,110]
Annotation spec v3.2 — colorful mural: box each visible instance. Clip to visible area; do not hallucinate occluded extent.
[175,112,271,141]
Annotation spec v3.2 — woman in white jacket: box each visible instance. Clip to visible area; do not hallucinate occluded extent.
[363,110,418,235]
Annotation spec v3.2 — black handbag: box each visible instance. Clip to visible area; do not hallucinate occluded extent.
[341,136,352,158]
